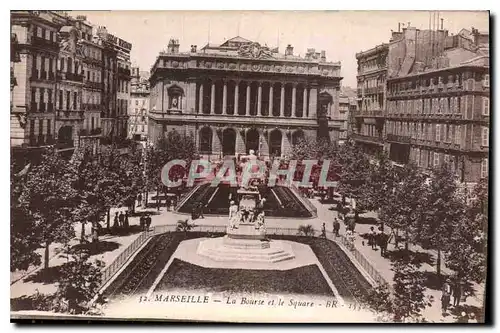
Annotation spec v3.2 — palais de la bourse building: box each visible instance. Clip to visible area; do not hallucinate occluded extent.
[148,37,343,159]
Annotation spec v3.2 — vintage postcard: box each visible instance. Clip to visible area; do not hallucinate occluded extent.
[10,10,489,323]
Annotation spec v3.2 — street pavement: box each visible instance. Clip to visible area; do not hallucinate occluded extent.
[11,191,485,323]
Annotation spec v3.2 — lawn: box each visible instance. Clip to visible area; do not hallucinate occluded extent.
[154,258,334,296]
[104,232,373,304]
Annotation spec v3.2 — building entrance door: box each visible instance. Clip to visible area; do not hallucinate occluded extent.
[246,128,259,154]
[222,128,236,156]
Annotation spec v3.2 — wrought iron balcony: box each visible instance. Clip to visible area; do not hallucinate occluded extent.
[386,134,412,144]
[31,36,59,49]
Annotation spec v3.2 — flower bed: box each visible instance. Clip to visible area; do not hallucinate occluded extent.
[104,232,224,298]
[155,258,334,296]
[271,236,373,303]
[104,232,372,303]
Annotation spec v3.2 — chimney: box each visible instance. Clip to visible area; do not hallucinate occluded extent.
[398,22,401,32]
[320,50,326,62]
[285,44,293,56]
[168,38,180,54]
[190,45,197,53]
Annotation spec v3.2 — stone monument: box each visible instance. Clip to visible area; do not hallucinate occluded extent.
[197,151,295,263]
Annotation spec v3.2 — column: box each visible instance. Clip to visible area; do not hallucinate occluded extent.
[198,83,204,113]
[291,84,297,118]
[257,82,262,116]
[222,81,227,115]
[164,82,169,111]
[187,82,197,113]
[308,86,317,118]
[210,82,215,114]
[268,83,274,116]
[234,81,239,115]
[302,87,308,118]
[245,83,251,115]
[280,84,285,117]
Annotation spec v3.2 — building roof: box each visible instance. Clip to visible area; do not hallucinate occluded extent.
[444,47,481,67]
[220,36,253,46]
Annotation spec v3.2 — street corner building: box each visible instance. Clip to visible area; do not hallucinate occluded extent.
[10,11,132,162]
[353,23,489,184]
[148,37,344,160]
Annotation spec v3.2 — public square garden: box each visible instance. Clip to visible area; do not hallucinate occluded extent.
[10,132,488,323]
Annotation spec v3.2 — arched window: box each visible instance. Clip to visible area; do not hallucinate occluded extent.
[199,127,212,154]
[270,130,282,157]
[168,85,184,110]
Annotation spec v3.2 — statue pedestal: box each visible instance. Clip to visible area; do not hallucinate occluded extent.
[226,223,266,240]
[197,236,295,263]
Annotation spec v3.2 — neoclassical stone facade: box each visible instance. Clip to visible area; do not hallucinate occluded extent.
[149,37,343,159]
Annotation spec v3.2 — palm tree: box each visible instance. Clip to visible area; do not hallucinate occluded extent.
[297,224,315,237]
[176,219,195,233]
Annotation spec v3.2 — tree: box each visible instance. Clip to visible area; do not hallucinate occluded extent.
[289,137,337,161]
[120,143,145,214]
[18,148,77,269]
[391,257,434,322]
[443,178,488,292]
[364,151,400,211]
[52,245,105,314]
[297,224,315,236]
[337,139,372,221]
[418,164,463,276]
[176,219,195,232]
[379,162,427,250]
[146,131,197,210]
[10,162,42,272]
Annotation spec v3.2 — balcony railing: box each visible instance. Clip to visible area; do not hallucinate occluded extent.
[84,81,102,89]
[355,110,384,118]
[31,36,59,49]
[56,109,85,120]
[118,67,131,76]
[350,133,384,144]
[386,134,412,144]
[57,72,84,82]
[28,134,55,147]
[82,103,101,111]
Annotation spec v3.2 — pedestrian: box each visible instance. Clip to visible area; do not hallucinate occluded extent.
[118,211,125,227]
[146,214,152,230]
[452,280,463,307]
[320,222,326,238]
[441,278,452,314]
[468,313,478,323]
[137,193,143,207]
[379,232,390,257]
[370,226,377,250]
[124,211,129,228]
[191,206,198,221]
[333,218,340,237]
[140,215,145,231]
[198,203,205,219]
[113,212,119,229]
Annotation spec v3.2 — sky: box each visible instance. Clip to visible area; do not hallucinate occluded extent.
[72,10,489,87]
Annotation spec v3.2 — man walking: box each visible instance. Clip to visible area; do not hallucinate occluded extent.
[124,211,129,228]
[452,280,463,307]
[113,212,119,229]
[441,278,452,315]
[333,218,340,237]
[118,211,125,227]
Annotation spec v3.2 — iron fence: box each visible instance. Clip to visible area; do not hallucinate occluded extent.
[99,223,388,290]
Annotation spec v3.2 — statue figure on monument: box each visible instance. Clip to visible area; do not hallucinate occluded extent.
[229,200,239,229]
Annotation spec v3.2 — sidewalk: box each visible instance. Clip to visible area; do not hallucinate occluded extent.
[10,202,162,300]
[309,199,485,323]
